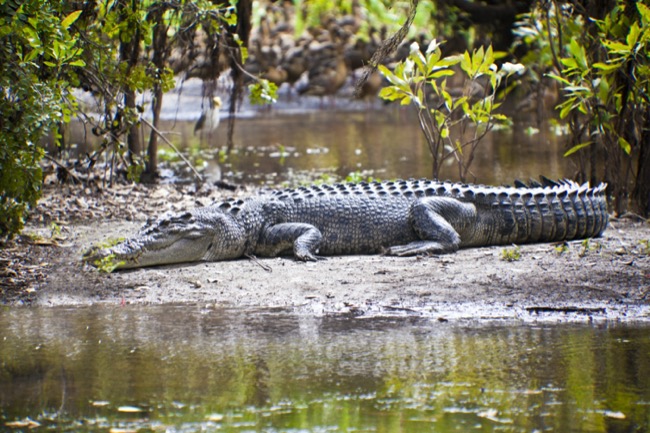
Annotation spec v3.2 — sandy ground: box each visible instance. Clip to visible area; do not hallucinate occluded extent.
[4,179,649,322]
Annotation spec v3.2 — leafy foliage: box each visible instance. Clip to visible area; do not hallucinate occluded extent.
[248,80,278,105]
[72,0,237,182]
[378,40,522,181]
[0,1,84,241]
[292,0,439,42]
[516,1,650,215]
[1,0,244,240]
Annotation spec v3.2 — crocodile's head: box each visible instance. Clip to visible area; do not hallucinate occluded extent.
[83,209,245,271]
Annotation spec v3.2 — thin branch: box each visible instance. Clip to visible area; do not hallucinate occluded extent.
[354,0,419,97]
[42,154,83,183]
[546,0,564,76]
[140,117,203,182]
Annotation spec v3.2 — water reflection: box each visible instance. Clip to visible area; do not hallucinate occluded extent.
[64,108,571,185]
[1,306,649,432]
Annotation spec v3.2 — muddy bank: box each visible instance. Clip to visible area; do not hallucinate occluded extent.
[6,181,649,322]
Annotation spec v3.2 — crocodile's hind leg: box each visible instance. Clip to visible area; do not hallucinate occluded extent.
[256,223,323,261]
[385,197,476,256]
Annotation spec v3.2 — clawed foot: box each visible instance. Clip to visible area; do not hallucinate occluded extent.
[295,251,326,262]
[383,241,457,256]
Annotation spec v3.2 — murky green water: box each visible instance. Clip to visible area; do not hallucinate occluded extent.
[1,306,649,432]
[64,108,571,185]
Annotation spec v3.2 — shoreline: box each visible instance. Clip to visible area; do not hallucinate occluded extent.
[1,180,648,323]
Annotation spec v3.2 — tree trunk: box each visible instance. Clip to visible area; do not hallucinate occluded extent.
[632,108,650,217]
[145,88,162,182]
[144,6,170,181]
[118,0,141,163]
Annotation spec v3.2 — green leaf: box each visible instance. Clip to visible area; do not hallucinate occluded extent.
[638,3,650,26]
[472,46,485,74]
[248,79,278,105]
[378,86,404,102]
[618,137,631,154]
[460,50,472,75]
[563,141,593,157]
[568,39,588,70]
[429,69,455,79]
[559,57,578,69]
[627,22,640,49]
[558,98,577,119]
[416,88,424,105]
[379,64,407,87]
[426,50,441,71]
[453,96,467,110]
[547,73,571,86]
[69,59,86,67]
[593,61,622,72]
[438,55,463,67]
[602,40,630,53]
[442,90,453,111]
[377,64,392,79]
[61,10,82,29]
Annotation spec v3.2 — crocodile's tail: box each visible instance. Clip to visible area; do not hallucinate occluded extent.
[466,179,608,246]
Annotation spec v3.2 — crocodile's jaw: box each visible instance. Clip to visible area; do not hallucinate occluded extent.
[107,234,213,269]
[85,207,249,271]
[86,210,227,270]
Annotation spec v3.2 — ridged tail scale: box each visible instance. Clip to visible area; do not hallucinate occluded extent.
[458,179,608,246]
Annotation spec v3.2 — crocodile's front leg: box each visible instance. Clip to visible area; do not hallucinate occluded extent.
[256,223,323,261]
[385,197,476,256]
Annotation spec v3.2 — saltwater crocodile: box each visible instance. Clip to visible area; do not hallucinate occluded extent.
[84,178,608,270]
